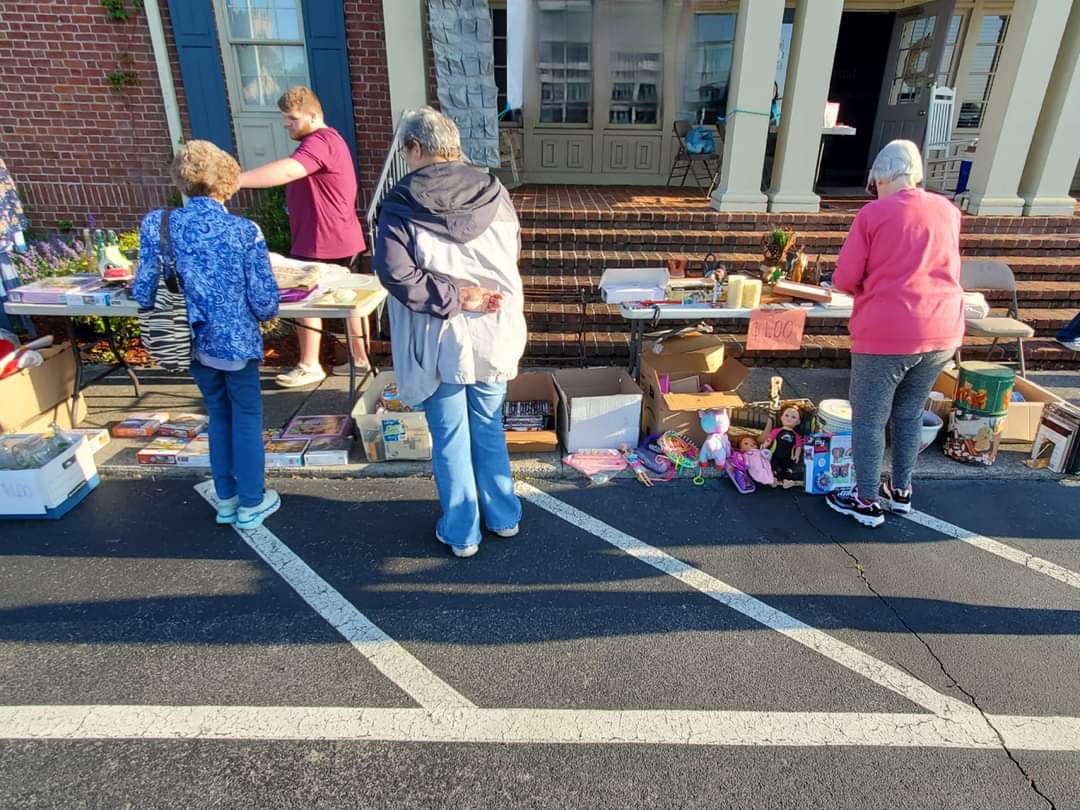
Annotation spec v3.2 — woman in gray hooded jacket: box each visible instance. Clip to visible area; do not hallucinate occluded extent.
[374,107,526,558]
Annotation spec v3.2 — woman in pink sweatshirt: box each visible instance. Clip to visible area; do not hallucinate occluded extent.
[826,140,964,528]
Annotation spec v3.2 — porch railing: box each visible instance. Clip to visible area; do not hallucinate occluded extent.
[364,110,412,249]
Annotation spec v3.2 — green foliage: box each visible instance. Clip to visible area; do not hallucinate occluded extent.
[102,0,133,21]
[56,219,74,233]
[118,229,139,253]
[249,187,292,255]
[107,70,139,91]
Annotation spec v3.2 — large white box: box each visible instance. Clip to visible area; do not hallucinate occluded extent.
[351,371,432,461]
[0,436,99,519]
[598,267,669,305]
[554,367,643,453]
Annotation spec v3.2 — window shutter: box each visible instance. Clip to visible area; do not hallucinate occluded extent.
[167,0,235,154]
[300,0,360,175]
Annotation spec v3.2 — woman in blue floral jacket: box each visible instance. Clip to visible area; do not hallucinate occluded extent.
[134,140,281,529]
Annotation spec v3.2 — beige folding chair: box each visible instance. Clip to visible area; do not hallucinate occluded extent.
[667,120,721,193]
[958,259,1034,377]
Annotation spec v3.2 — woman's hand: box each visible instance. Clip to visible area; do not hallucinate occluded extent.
[460,286,503,313]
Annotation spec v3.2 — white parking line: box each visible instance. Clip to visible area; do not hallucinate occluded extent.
[903,509,1080,592]
[4,705,1080,751]
[515,482,977,723]
[194,481,473,710]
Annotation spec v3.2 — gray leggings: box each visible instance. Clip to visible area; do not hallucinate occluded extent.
[849,350,954,497]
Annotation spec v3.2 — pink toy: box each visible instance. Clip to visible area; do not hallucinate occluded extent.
[698,408,731,469]
[734,435,775,486]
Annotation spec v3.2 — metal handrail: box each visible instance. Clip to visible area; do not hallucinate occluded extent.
[364,110,412,248]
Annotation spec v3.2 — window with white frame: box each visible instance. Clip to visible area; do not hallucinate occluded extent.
[537,0,593,124]
[957,14,1009,129]
[608,0,662,126]
[935,13,965,88]
[224,0,310,110]
[681,13,736,124]
[887,15,937,106]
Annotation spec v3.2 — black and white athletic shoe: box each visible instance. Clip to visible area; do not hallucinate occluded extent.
[879,479,912,514]
[826,488,886,528]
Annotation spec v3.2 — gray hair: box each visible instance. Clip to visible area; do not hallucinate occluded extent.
[399,106,462,160]
[867,139,924,192]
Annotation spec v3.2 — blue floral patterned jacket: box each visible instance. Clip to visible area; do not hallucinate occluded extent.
[134,197,279,363]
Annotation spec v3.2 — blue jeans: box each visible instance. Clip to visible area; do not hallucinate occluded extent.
[1058,311,1080,342]
[189,359,266,507]
[423,381,522,548]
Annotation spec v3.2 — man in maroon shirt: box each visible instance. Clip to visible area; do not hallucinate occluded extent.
[238,86,369,388]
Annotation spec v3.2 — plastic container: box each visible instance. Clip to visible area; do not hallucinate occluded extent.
[919,410,944,453]
[817,399,853,435]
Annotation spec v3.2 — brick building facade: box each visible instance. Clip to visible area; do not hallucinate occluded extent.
[0,1,395,232]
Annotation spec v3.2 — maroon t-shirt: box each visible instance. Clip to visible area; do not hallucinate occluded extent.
[285,127,366,259]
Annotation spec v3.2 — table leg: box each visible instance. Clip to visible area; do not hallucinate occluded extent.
[65,318,83,426]
[814,139,826,192]
[103,317,141,398]
[345,318,359,407]
[630,321,644,382]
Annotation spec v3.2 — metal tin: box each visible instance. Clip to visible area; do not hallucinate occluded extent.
[955,361,1015,417]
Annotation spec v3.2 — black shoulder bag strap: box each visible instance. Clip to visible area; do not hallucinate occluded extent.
[159,209,183,295]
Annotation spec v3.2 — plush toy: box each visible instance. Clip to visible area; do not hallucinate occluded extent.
[698,408,731,469]
[762,405,805,489]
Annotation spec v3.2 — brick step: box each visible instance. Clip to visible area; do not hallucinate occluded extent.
[520,250,1080,280]
[523,332,1080,369]
[516,209,1080,236]
[523,302,1076,338]
[521,227,1080,256]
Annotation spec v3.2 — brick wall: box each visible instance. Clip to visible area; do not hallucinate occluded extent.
[0,1,178,231]
[344,0,394,213]
[0,2,396,233]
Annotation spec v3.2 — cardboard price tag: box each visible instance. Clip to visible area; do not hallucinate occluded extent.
[746,308,807,351]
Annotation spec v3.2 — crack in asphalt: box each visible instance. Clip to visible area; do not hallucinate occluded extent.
[792,496,1058,810]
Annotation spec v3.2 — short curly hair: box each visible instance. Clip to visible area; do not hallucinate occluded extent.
[171,140,241,199]
[277,86,323,117]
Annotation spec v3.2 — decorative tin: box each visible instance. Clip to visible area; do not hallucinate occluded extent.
[943,407,1006,466]
[955,361,1015,417]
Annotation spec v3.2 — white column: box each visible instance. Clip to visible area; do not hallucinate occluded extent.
[767,0,844,213]
[382,0,428,120]
[965,0,1072,216]
[710,0,785,213]
[1019,0,1080,216]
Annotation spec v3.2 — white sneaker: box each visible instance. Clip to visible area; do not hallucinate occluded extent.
[492,524,519,538]
[1057,337,1080,352]
[216,495,239,525]
[275,364,326,388]
[237,490,281,530]
[435,528,479,558]
[332,361,372,376]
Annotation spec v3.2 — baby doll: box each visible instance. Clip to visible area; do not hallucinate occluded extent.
[762,405,805,489]
[698,408,731,469]
[730,434,775,492]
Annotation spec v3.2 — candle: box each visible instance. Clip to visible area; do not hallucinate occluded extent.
[741,278,763,309]
[725,275,746,309]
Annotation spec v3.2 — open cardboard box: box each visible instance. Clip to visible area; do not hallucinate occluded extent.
[505,372,560,454]
[350,370,431,461]
[932,367,1065,443]
[640,359,750,446]
[0,344,80,434]
[554,367,642,452]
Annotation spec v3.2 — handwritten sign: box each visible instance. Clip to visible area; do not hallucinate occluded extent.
[746,308,807,351]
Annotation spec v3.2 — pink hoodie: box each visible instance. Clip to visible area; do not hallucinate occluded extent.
[833,188,964,355]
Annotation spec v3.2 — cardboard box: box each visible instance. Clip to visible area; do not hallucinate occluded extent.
[504,372,560,454]
[0,344,78,434]
[642,332,727,376]
[0,435,99,519]
[136,437,188,465]
[176,434,211,467]
[553,367,643,452]
[157,414,209,439]
[15,396,88,435]
[265,439,309,468]
[303,437,352,466]
[599,267,669,305]
[351,371,431,462]
[1030,402,1080,474]
[113,412,170,438]
[68,428,110,455]
[932,369,1065,443]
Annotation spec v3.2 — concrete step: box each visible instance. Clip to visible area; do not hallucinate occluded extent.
[520,227,1080,256]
